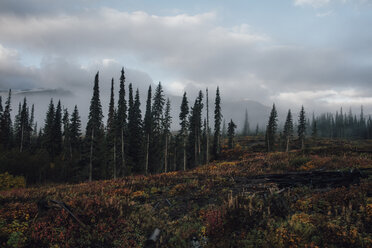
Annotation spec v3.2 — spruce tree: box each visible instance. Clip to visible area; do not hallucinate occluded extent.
[116,68,127,176]
[283,109,293,152]
[151,82,165,173]
[14,102,22,151]
[266,103,278,152]
[179,92,189,171]
[143,85,152,174]
[107,78,117,178]
[29,104,35,145]
[70,105,82,152]
[163,98,172,172]
[44,99,55,158]
[86,72,104,181]
[63,108,72,160]
[213,87,222,158]
[227,119,237,149]
[54,100,63,156]
[298,105,306,150]
[188,91,203,167]
[133,89,143,172]
[0,90,12,149]
[128,85,143,173]
[19,98,30,152]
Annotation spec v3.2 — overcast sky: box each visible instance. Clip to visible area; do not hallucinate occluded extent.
[0,0,372,125]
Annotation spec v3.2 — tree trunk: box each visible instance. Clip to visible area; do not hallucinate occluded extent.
[183,138,186,171]
[206,88,209,165]
[69,141,73,160]
[301,138,305,150]
[121,128,125,176]
[164,134,168,173]
[286,138,289,152]
[145,133,149,175]
[113,137,116,179]
[89,128,94,182]
[20,124,24,152]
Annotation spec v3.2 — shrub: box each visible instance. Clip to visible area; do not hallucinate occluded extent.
[0,172,26,191]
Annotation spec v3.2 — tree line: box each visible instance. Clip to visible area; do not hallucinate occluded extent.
[264,104,372,152]
[0,69,230,184]
[1,68,371,184]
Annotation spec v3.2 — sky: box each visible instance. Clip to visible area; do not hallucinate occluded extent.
[0,0,372,128]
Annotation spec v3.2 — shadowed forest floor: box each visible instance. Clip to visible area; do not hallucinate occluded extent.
[1,138,372,247]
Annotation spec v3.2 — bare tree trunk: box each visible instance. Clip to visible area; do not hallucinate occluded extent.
[286,138,289,152]
[164,134,168,173]
[301,138,305,151]
[20,124,24,153]
[183,139,186,171]
[194,138,197,167]
[89,128,94,182]
[173,145,177,171]
[121,128,125,176]
[206,88,209,165]
[69,140,73,160]
[113,137,116,179]
[145,133,149,175]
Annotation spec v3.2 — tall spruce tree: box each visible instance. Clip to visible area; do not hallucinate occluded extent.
[213,87,222,158]
[86,72,104,181]
[266,103,278,152]
[116,68,127,176]
[0,90,12,149]
[298,105,306,150]
[128,86,143,173]
[54,100,63,156]
[44,99,55,158]
[29,104,35,146]
[227,119,237,149]
[107,78,117,178]
[19,98,30,152]
[63,108,72,160]
[143,85,152,174]
[205,88,210,164]
[70,105,82,152]
[188,91,203,168]
[283,109,293,152]
[179,92,189,171]
[163,98,172,172]
[151,82,165,173]
[14,102,22,151]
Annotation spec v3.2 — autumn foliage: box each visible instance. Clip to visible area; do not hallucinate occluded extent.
[0,138,372,247]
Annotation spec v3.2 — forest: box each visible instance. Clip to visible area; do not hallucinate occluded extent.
[0,69,371,185]
[1,70,372,247]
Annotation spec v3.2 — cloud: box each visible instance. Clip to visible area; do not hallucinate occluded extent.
[294,0,331,8]
[294,0,372,7]
[0,6,372,121]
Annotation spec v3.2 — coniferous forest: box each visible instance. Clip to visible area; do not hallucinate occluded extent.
[1,70,372,185]
[1,70,372,248]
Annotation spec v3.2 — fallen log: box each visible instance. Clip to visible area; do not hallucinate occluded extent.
[235,169,370,189]
[36,198,86,228]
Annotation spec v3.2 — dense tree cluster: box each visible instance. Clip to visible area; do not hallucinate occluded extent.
[0,70,225,184]
[1,68,371,184]
[263,104,372,152]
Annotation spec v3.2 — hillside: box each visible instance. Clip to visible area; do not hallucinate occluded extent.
[1,138,372,247]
